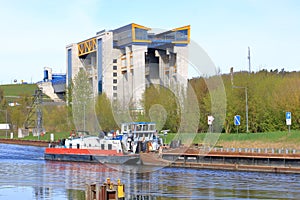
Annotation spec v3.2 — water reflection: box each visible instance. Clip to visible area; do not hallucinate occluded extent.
[0,144,300,199]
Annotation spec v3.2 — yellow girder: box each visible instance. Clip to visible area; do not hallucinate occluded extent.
[77,37,97,57]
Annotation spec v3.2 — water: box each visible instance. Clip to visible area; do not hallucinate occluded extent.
[0,144,300,199]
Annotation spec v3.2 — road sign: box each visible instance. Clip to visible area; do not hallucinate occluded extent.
[234,115,241,126]
[208,116,214,125]
[286,112,291,125]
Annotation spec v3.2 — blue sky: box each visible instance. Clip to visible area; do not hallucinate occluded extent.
[0,0,299,84]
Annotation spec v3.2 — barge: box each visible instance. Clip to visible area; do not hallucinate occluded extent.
[45,122,163,165]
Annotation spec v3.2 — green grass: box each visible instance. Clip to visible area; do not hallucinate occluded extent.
[21,132,70,141]
[0,84,38,97]
[164,130,300,148]
[0,131,70,141]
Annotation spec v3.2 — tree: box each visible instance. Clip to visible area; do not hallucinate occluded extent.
[141,85,180,132]
[95,93,118,132]
[71,70,98,134]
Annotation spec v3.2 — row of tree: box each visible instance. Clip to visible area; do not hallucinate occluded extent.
[0,70,299,134]
[190,70,300,133]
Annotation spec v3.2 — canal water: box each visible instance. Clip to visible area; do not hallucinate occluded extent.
[0,144,300,199]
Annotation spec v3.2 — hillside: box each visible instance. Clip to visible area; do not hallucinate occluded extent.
[0,84,38,97]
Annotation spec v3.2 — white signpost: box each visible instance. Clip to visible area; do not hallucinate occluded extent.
[208,116,214,133]
[286,112,291,132]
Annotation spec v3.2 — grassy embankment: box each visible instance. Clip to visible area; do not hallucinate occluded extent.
[1,83,51,102]
[1,84,37,96]
[165,130,300,149]
[0,131,70,141]
[22,132,70,141]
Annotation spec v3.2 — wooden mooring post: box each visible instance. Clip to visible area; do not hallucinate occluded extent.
[86,178,125,200]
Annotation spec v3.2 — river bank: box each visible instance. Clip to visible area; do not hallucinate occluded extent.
[0,138,57,147]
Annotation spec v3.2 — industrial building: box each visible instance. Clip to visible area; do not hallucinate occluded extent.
[38,67,66,102]
[66,23,190,109]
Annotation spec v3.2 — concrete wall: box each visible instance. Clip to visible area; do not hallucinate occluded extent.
[66,43,83,88]
[131,45,147,109]
[38,82,62,102]
[174,46,188,90]
[98,31,114,100]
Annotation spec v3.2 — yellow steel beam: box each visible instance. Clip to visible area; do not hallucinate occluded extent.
[172,41,189,44]
[132,23,151,31]
[132,39,152,43]
[172,25,190,32]
[77,37,97,57]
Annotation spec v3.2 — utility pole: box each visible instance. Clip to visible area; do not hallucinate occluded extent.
[248,47,251,74]
[245,87,249,133]
[231,67,249,133]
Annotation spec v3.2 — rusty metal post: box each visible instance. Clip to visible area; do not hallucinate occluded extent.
[96,184,101,200]
[85,184,91,200]
[86,178,125,200]
[100,185,107,200]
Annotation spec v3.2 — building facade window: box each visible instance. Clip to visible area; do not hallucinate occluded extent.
[113,72,117,77]
[113,86,117,90]
[113,79,117,84]
[113,59,117,63]
[113,93,117,97]
[113,65,117,70]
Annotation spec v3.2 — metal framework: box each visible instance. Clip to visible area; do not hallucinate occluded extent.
[24,89,44,137]
[78,37,97,57]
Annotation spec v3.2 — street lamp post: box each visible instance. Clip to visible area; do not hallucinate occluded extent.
[83,104,85,132]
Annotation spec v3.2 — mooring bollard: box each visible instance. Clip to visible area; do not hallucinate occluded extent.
[86,178,125,200]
